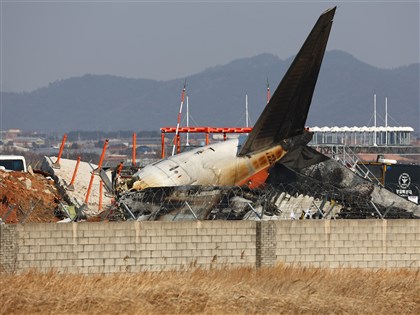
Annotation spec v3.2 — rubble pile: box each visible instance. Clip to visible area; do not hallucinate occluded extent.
[114,186,343,221]
[114,179,420,221]
[0,169,61,223]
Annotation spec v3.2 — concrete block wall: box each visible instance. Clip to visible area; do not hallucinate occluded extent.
[1,221,256,274]
[1,220,419,274]
[274,220,420,269]
[256,221,277,267]
[0,225,18,272]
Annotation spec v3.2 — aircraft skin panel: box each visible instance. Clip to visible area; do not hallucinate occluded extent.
[237,168,270,189]
[238,7,336,157]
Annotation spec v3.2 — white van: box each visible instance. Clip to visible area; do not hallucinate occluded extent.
[0,155,27,172]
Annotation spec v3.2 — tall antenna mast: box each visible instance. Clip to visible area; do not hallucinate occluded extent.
[245,94,249,128]
[186,95,190,146]
[266,77,270,104]
[385,96,388,146]
[172,79,186,156]
[373,94,377,146]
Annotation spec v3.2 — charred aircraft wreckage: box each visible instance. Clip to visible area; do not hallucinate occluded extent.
[103,7,419,222]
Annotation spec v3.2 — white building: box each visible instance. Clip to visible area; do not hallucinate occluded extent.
[309,126,414,146]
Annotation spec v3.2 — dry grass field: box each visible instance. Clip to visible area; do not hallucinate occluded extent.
[1,264,419,315]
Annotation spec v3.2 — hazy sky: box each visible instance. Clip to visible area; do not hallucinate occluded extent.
[1,0,419,92]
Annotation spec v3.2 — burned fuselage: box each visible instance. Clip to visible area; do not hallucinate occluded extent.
[130,138,286,190]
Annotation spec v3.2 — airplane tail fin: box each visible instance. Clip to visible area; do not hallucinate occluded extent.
[238,7,336,157]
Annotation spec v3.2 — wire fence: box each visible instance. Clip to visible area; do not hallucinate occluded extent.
[101,182,418,222]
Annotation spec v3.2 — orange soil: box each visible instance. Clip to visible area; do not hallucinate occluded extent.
[0,170,61,223]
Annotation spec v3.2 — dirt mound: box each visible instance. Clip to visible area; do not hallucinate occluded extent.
[0,170,61,223]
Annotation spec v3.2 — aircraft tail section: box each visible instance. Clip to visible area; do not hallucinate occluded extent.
[238,7,336,157]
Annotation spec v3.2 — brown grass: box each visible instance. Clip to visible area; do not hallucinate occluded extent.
[1,264,419,315]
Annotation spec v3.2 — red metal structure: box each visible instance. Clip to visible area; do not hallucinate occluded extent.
[172,81,187,156]
[67,156,81,191]
[85,139,108,204]
[117,161,124,176]
[132,133,137,166]
[160,126,253,158]
[98,180,103,211]
[53,134,67,168]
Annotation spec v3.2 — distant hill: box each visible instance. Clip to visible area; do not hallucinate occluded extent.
[1,50,419,133]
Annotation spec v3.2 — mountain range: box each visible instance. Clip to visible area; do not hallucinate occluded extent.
[1,50,419,133]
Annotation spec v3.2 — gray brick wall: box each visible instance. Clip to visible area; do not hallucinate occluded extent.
[274,220,420,269]
[0,225,18,273]
[4,221,256,274]
[1,220,419,274]
[256,221,277,267]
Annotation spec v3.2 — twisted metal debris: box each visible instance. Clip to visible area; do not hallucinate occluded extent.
[101,182,418,222]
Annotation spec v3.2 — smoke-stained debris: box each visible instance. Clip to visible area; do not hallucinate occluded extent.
[107,182,417,222]
[114,186,280,221]
[273,149,420,218]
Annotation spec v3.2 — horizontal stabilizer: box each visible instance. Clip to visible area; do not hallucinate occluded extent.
[238,7,336,156]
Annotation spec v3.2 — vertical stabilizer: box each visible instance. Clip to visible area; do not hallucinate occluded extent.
[238,7,336,156]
